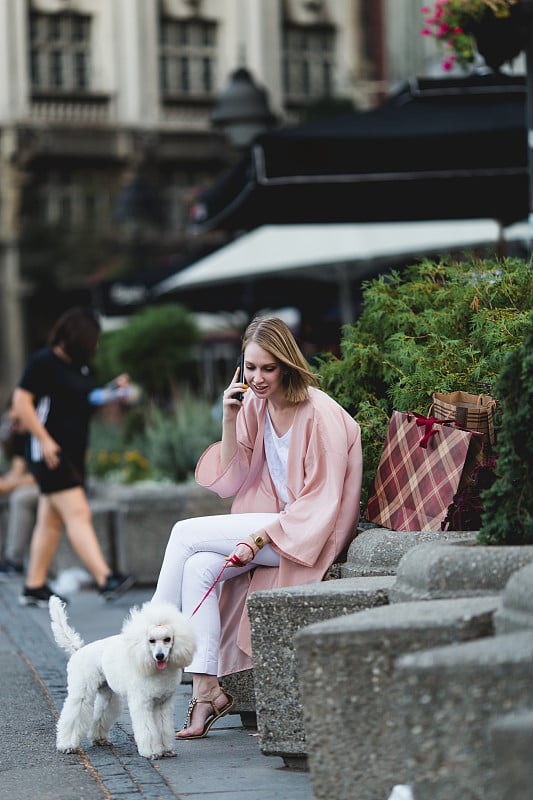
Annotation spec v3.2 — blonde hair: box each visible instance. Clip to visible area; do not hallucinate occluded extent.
[242,316,319,404]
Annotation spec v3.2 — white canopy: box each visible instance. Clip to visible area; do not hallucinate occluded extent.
[153,220,511,296]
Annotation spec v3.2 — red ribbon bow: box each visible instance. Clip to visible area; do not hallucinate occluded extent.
[415,415,444,449]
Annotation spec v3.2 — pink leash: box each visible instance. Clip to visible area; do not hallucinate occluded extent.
[190,554,245,617]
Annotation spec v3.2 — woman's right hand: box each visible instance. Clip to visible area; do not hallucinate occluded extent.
[222,365,247,420]
[41,435,62,470]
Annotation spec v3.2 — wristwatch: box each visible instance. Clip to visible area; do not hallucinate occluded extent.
[252,533,265,549]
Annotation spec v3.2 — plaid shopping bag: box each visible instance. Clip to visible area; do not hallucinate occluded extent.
[365,411,481,532]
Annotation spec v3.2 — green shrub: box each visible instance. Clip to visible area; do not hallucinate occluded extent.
[87,412,153,484]
[477,310,533,545]
[87,392,220,485]
[316,257,533,505]
[93,304,200,398]
[143,392,221,483]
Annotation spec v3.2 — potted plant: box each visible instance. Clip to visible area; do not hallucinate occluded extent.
[420,0,529,72]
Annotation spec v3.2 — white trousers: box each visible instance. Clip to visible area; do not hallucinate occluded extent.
[151,513,280,675]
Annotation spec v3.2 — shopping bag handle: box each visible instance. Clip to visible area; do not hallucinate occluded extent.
[414,414,455,449]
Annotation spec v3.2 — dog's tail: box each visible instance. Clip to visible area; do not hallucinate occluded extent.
[48,595,84,655]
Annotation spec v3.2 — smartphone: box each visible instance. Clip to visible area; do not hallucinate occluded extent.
[233,353,246,401]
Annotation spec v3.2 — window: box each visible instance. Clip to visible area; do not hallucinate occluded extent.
[29,12,91,92]
[37,172,111,230]
[282,23,335,103]
[159,17,216,97]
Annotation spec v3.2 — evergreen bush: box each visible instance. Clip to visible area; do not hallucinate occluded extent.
[315,256,533,505]
[143,392,221,483]
[93,304,200,399]
[477,309,533,545]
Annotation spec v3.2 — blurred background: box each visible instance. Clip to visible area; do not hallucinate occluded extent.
[0,0,530,408]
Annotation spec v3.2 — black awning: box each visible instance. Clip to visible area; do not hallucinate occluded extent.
[189,73,528,233]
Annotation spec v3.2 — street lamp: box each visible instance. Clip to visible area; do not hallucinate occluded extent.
[210,67,277,150]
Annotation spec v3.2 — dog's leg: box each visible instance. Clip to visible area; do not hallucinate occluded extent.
[159,696,177,757]
[56,684,97,753]
[90,686,122,745]
[128,696,173,760]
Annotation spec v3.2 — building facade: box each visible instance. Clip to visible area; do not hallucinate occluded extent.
[0,0,435,402]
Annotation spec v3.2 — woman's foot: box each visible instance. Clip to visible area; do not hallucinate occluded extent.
[177,686,234,739]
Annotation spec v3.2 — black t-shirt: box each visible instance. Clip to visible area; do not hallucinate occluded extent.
[18,347,95,489]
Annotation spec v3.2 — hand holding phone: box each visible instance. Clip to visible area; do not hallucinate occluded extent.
[233,354,247,401]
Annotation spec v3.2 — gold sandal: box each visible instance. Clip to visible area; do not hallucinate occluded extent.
[176,687,235,740]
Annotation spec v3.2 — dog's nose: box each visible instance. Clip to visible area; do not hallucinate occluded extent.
[156,652,165,661]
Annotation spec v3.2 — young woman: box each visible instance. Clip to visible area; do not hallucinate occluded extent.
[152,316,363,739]
[13,306,134,606]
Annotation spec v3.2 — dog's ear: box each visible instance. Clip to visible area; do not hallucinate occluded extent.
[169,620,197,668]
[121,605,142,636]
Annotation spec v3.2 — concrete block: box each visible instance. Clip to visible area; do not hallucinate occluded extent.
[490,710,533,800]
[395,630,533,800]
[247,576,395,767]
[494,562,533,633]
[219,669,256,728]
[294,596,497,800]
[220,553,351,728]
[390,541,533,602]
[342,527,476,578]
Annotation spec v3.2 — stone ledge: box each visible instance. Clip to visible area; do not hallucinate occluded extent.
[390,541,533,602]
[490,710,533,800]
[342,527,477,577]
[494,562,533,634]
[395,630,533,800]
[247,576,395,765]
[294,596,497,800]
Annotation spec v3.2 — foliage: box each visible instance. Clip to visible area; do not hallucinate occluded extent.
[87,414,153,484]
[92,304,200,399]
[143,393,221,483]
[87,391,220,485]
[315,257,533,505]
[477,310,533,544]
[420,0,518,70]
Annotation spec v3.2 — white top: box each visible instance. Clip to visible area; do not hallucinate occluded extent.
[264,410,292,506]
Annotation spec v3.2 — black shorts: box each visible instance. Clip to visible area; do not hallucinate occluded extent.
[29,457,85,495]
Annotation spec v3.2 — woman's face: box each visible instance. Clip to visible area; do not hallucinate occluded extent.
[243,342,285,401]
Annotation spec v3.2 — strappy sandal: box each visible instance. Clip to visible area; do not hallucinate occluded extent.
[176,687,235,740]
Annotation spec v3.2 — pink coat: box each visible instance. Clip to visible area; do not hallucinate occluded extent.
[195,386,363,675]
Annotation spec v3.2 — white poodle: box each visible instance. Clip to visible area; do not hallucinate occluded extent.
[49,595,196,760]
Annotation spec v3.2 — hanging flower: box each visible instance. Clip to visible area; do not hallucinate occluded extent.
[420,0,519,71]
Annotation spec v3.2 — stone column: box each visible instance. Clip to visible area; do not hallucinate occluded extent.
[0,128,26,403]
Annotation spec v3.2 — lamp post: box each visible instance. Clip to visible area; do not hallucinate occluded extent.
[210,67,277,150]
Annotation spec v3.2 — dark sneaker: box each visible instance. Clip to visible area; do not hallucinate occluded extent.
[99,573,135,602]
[19,584,68,608]
[0,560,23,579]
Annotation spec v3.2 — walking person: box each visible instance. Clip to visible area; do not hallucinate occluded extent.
[152,316,363,739]
[12,306,135,606]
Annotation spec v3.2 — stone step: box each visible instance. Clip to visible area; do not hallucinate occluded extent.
[294,595,497,800]
[395,630,533,800]
[247,576,395,767]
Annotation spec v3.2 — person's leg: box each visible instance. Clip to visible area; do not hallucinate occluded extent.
[177,543,280,738]
[48,487,112,588]
[152,512,279,608]
[24,494,63,588]
[5,484,39,568]
[151,512,280,738]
